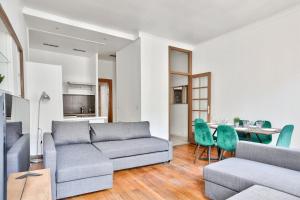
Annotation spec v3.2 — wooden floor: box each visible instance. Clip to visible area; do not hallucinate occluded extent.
[33,144,219,200]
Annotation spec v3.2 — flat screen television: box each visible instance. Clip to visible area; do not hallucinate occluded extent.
[0,92,30,200]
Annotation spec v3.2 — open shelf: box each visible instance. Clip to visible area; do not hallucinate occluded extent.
[66,81,96,87]
[64,81,96,95]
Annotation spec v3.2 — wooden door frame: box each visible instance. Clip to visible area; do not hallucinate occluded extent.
[168,46,193,143]
[98,78,113,122]
[0,5,24,97]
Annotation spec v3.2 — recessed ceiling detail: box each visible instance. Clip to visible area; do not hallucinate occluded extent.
[25,13,133,57]
[43,43,59,48]
[73,48,86,53]
[24,0,300,44]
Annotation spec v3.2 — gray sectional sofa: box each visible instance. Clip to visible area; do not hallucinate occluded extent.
[204,141,300,200]
[43,121,173,199]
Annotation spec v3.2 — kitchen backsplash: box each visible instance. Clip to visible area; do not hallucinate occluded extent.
[63,94,95,115]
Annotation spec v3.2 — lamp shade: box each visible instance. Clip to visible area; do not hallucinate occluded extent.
[40,91,50,101]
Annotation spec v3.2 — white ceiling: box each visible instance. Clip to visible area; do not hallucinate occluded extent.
[25,14,132,57]
[24,0,300,45]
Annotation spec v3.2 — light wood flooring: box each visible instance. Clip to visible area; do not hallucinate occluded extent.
[32,144,220,200]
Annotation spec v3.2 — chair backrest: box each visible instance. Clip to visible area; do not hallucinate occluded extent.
[255,120,272,128]
[194,121,214,146]
[276,125,294,148]
[252,120,272,144]
[194,118,205,124]
[239,120,249,127]
[217,125,239,151]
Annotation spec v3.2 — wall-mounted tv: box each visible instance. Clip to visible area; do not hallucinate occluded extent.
[0,92,30,200]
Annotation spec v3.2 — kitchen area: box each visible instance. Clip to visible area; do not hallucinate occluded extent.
[62,82,107,123]
[63,81,96,118]
[28,47,108,124]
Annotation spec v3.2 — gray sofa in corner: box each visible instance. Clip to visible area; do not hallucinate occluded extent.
[43,121,173,199]
[204,141,300,200]
[6,122,30,176]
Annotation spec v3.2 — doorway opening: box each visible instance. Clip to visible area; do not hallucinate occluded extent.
[169,47,212,145]
[169,46,192,146]
[98,78,113,122]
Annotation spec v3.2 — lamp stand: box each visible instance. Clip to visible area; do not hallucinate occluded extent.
[30,97,43,163]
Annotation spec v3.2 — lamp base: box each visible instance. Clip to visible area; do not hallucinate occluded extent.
[30,158,43,163]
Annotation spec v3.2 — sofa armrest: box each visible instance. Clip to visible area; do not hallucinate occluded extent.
[7,134,30,175]
[43,133,56,199]
[236,141,300,171]
[152,136,173,161]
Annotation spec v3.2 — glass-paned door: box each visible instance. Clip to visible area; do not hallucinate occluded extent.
[190,72,211,141]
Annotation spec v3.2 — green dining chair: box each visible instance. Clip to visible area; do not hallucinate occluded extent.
[194,118,205,124]
[237,120,249,141]
[194,121,216,164]
[193,118,205,154]
[250,120,272,144]
[217,125,239,160]
[276,125,294,148]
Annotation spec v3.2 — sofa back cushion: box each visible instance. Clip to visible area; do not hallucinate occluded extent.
[90,122,127,142]
[236,141,300,172]
[125,121,151,140]
[52,121,91,146]
[6,122,22,150]
[90,121,151,142]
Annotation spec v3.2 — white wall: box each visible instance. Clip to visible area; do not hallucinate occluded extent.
[140,32,193,140]
[25,62,63,155]
[89,53,98,115]
[29,48,97,95]
[0,0,28,96]
[0,0,28,59]
[116,39,141,122]
[29,49,93,83]
[98,59,117,121]
[193,6,300,148]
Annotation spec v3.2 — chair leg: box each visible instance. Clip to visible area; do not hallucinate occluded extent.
[194,145,200,163]
[217,147,221,158]
[219,149,224,161]
[208,146,211,164]
[194,144,200,154]
[198,148,206,160]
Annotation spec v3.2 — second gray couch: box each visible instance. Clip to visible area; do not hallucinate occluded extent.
[204,141,300,200]
[43,121,173,199]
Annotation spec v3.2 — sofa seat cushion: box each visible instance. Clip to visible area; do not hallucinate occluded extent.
[227,185,300,200]
[56,144,113,183]
[204,158,300,197]
[93,137,169,159]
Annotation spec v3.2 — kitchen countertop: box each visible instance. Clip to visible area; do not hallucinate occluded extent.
[63,116,108,123]
[64,113,96,117]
